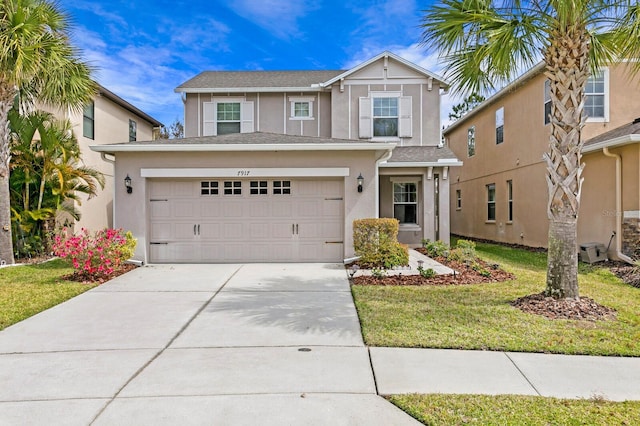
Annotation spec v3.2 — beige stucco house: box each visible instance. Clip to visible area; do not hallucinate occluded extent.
[92,52,461,263]
[47,85,162,231]
[443,62,640,261]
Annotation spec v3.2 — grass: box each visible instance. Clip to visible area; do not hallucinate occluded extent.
[352,241,640,356]
[0,259,97,330]
[389,394,640,425]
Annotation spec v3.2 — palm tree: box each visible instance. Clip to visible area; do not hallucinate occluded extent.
[0,0,95,264]
[421,1,640,299]
[9,109,104,254]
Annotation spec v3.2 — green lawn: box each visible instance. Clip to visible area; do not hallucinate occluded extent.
[0,259,97,330]
[352,242,640,356]
[390,394,640,425]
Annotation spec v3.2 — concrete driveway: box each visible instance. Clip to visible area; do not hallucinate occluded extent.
[0,263,419,425]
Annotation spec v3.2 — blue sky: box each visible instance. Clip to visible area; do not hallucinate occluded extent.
[59,0,452,128]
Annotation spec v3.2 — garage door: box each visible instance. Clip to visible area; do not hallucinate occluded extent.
[148,178,344,263]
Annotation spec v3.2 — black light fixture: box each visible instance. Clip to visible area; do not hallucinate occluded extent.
[124,174,132,194]
[357,173,364,193]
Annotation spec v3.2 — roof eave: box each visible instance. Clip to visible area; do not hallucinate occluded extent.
[381,160,463,168]
[97,84,163,127]
[174,86,325,94]
[582,134,640,153]
[90,142,397,154]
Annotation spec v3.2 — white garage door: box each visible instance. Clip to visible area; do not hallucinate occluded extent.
[148,178,344,263]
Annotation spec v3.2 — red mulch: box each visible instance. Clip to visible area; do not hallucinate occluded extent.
[351,257,515,286]
[62,263,138,284]
[512,292,617,321]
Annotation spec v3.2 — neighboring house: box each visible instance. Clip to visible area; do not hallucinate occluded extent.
[443,62,640,260]
[92,52,461,264]
[48,84,163,231]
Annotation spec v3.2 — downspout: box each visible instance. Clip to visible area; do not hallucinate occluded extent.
[375,148,394,218]
[602,147,635,264]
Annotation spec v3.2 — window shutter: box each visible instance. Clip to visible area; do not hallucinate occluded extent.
[241,101,254,133]
[203,102,215,136]
[359,97,372,138]
[398,96,412,138]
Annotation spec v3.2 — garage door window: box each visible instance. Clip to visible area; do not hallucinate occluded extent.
[224,181,242,195]
[201,181,219,195]
[250,181,268,195]
[273,180,291,195]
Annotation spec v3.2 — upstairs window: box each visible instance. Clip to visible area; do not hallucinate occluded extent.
[373,97,398,137]
[585,70,606,120]
[217,102,241,135]
[129,119,137,142]
[289,96,314,119]
[495,107,504,144]
[83,102,94,140]
[507,180,513,222]
[203,99,254,136]
[393,182,418,224]
[456,189,462,210]
[467,126,475,157]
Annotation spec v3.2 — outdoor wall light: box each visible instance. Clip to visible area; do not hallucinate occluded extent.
[124,174,133,194]
[357,173,364,193]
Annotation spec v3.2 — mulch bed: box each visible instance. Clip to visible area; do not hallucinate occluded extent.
[512,293,617,321]
[62,263,138,284]
[608,262,640,288]
[351,257,515,286]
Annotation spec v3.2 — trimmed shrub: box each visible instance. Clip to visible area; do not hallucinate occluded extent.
[353,218,408,268]
[422,239,450,258]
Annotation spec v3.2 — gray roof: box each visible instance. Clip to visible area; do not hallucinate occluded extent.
[176,70,344,90]
[584,119,640,147]
[106,132,378,146]
[387,146,460,163]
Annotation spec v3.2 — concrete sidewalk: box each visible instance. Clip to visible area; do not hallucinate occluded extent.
[1,263,639,425]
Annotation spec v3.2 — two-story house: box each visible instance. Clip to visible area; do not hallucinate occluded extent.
[92,52,461,264]
[444,62,639,261]
[46,84,163,231]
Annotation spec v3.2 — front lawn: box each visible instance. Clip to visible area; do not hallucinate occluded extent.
[352,242,640,356]
[390,394,640,425]
[0,259,97,330]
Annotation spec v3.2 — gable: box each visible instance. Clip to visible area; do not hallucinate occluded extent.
[346,57,434,82]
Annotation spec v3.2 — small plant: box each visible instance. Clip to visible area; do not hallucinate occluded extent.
[52,228,137,280]
[423,240,450,258]
[418,266,436,279]
[371,268,387,279]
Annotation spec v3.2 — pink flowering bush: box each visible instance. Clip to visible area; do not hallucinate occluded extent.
[52,228,137,279]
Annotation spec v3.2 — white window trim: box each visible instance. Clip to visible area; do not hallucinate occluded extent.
[289,96,315,120]
[585,67,609,123]
[371,91,402,141]
[392,180,420,226]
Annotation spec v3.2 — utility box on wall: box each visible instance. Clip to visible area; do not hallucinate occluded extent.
[579,243,608,264]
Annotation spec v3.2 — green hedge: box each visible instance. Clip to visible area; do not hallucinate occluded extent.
[353,218,409,268]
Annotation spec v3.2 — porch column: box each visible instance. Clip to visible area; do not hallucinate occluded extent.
[423,168,435,241]
[439,167,451,245]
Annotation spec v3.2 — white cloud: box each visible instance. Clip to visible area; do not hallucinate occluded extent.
[225,0,319,40]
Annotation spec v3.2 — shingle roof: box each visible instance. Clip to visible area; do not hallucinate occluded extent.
[387,146,460,163]
[176,70,344,91]
[584,119,640,147]
[104,132,378,146]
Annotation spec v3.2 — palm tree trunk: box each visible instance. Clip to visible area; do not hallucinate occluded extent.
[542,24,590,299]
[0,83,15,265]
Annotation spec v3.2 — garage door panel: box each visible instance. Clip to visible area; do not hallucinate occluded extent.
[271,200,293,217]
[174,202,196,218]
[200,243,222,261]
[323,200,343,217]
[223,223,243,239]
[223,202,245,217]
[150,200,170,218]
[248,200,270,217]
[271,222,295,239]
[200,201,222,218]
[248,223,270,239]
[199,223,221,239]
[175,223,198,240]
[149,221,173,240]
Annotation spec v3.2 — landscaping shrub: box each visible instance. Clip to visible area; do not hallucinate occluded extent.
[447,239,478,263]
[353,218,408,268]
[52,228,136,279]
[422,239,449,258]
